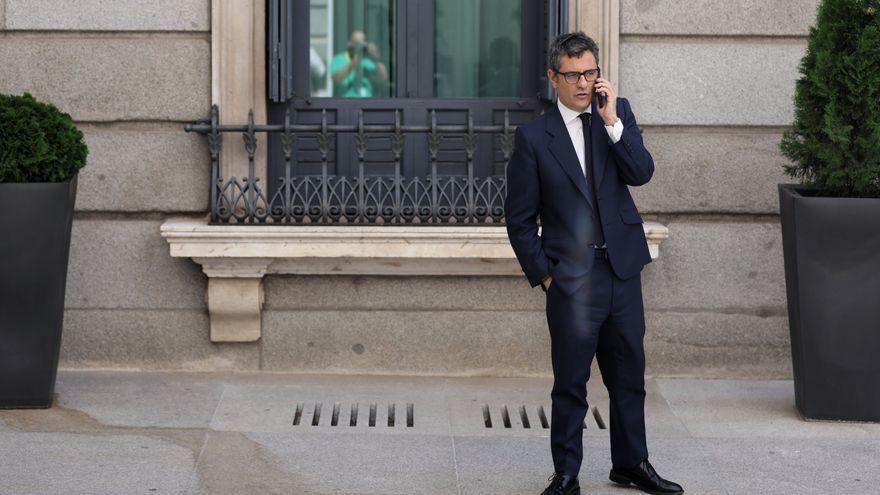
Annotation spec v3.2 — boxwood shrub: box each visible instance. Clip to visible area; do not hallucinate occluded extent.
[0,92,88,183]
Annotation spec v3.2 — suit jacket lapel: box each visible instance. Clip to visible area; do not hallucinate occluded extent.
[545,105,594,210]
[591,107,610,189]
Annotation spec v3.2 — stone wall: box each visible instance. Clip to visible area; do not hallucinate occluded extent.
[0,1,256,370]
[617,0,822,377]
[0,0,819,377]
[259,1,817,379]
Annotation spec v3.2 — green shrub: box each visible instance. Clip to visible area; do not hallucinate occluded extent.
[780,0,880,198]
[0,92,88,183]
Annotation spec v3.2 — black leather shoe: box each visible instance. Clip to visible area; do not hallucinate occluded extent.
[541,471,581,495]
[609,459,683,494]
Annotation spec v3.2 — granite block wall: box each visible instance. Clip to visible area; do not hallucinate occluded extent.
[0,0,819,377]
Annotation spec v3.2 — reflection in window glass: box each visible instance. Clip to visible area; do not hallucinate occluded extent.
[310,0,395,98]
[435,0,522,98]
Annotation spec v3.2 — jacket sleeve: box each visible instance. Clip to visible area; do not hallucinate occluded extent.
[504,126,550,288]
[610,97,655,187]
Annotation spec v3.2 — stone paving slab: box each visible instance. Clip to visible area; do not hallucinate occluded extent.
[54,371,223,429]
[192,431,460,495]
[452,435,728,495]
[1,371,879,495]
[0,431,202,495]
[656,379,880,438]
[707,436,880,494]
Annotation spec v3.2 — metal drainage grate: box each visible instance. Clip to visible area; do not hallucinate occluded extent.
[293,401,414,428]
[482,404,606,430]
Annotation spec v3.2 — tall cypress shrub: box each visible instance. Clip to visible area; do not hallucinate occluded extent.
[780,0,880,197]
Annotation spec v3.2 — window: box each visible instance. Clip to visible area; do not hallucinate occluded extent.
[434,0,523,98]
[265,0,567,224]
[310,0,396,98]
[300,0,533,100]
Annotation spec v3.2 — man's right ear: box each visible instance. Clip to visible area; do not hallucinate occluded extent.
[547,69,557,88]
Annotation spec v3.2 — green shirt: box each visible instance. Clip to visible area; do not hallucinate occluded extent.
[330,52,378,97]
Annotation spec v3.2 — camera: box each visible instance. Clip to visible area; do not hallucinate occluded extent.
[349,41,369,58]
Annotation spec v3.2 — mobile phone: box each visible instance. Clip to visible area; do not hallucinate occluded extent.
[596,67,606,108]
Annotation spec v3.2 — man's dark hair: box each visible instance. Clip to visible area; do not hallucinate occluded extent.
[548,31,600,72]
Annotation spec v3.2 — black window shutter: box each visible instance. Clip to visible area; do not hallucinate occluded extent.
[538,0,569,104]
[268,0,295,103]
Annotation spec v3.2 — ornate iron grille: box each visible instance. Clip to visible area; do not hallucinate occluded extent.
[185,105,520,225]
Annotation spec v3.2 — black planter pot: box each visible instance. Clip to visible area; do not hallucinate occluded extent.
[0,176,77,408]
[778,184,880,421]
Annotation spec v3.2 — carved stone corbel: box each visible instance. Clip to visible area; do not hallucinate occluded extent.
[193,258,271,342]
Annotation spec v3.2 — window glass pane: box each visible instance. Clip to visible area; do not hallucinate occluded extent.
[309,0,396,98]
[434,0,522,98]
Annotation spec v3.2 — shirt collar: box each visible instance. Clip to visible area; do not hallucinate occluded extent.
[557,98,592,126]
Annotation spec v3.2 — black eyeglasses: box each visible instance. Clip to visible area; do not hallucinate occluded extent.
[554,67,601,84]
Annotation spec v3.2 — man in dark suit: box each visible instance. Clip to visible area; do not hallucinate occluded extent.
[505,32,683,495]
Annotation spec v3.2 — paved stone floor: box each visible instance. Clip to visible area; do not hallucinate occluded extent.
[1,370,879,494]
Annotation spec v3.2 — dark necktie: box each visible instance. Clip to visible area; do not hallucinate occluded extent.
[578,112,605,247]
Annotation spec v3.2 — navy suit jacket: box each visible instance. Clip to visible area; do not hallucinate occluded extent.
[504,97,654,296]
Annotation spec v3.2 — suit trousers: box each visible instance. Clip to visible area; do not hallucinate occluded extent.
[545,252,649,476]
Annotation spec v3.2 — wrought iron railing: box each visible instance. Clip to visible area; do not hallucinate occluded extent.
[185,105,519,225]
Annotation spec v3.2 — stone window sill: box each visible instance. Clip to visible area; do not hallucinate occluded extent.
[160,216,669,342]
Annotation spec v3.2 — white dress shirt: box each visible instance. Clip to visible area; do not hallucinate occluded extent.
[556,98,621,250]
[557,98,623,177]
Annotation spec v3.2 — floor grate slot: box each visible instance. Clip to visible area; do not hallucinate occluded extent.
[293,402,304,426]
[350,403,358,427]
[311,402,322,426]
[482,404,493,428]
[406,403,414,427]
[369,402,377,427]
[519,405,531,428]
[591,405,607,429]
[501,405,512,428]
[387,403,395,427]
[331,402,340,426]
[537,405,550,429]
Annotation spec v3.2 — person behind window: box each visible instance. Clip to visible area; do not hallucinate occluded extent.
[478,36,518,97]
[330,30,389,97]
